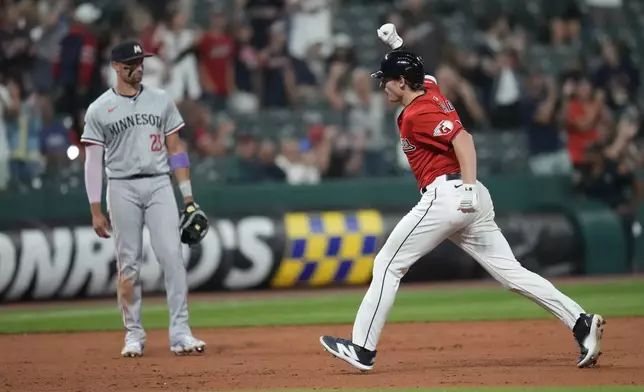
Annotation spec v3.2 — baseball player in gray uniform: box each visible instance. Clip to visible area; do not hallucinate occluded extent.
[81,41,209,357]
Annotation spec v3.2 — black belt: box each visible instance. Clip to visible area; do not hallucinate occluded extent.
[421,172,461,194]
[108,173,169,180]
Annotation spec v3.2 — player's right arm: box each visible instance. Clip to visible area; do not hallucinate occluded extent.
[81,105,111,238]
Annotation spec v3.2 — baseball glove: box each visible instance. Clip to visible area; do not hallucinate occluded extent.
[179,202,209,246]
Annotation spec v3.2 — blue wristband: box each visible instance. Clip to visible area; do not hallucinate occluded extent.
[169,152,190,169]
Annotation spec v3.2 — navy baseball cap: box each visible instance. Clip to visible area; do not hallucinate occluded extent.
[371,50,425,87]
[111,41,154,64]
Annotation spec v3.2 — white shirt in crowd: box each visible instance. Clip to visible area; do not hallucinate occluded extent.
[288,0,333,59]
[275,154,320,185]
[158,25,202,102]
[495,67,521,106]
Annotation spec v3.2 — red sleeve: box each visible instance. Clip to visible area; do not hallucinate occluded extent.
[197,35,209,58]
[409,110,463,152]
[78,34,97,87]
[52,43,61,79]
[227,36,236,61]
[565,101,584,130]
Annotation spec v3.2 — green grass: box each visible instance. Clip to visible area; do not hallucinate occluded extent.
[0,279,642,334]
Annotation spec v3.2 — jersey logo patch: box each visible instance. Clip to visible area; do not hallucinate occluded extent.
[400,138,416,153]
[433,120,454,137]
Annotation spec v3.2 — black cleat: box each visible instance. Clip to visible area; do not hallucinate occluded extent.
[319,335,376,372]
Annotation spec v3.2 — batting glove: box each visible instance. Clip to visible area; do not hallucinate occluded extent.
[458,184,479,213]
[377,23,404,50]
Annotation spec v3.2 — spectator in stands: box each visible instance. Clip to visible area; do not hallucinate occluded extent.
[301,42,326,88]
[0,3,35,89]
[53,3,102,129]
[230,20,260,114]
[592,38,640,114]
[435,63,487,131]
[197,7,235,111]
[548,1,583,48]
[52,3,101,141]
[159,8,201,103]
[319,126,362,179]
[586,0,625,30]
[38,94,71,182]
[190,102,231,158]
[469,13,525,128]
[257,139,286,181]
[5,79,43,189]
[0,80,11,190]
[29,0,69,95]
[346,68,387,177]
[228,132,265,183]
[576,141,641,265]
[324,33,357,111]
[396,0,447,74]
[258,20,295,108]
[275,136,320,184]
[243,0,285,50]
[601,109,640,170]
[489,48,523,129]
[286,0,333,61]
[138,0,173,22]
[562,74,606,170]
[136,6,167,90]
[291,42,323,101]
[521,69,571,175]
[39,94,70,159]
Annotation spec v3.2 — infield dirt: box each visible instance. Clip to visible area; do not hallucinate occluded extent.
[1,317,642,391]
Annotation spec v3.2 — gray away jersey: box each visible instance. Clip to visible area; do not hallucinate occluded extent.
[81,85,185,179]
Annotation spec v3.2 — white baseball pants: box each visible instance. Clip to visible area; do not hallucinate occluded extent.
[352,174,586,351]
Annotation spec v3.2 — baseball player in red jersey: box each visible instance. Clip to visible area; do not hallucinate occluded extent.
[319,24,605,372]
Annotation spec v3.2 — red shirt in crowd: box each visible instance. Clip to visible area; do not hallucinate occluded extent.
[398,76,464,190]
[198,32,235,96]
[565,99,600,165]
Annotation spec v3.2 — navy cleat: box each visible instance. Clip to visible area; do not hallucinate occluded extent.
[319,335,376,372]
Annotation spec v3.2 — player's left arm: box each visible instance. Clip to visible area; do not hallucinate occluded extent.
[451,130,477,185]
[166,133,192,204]
[164,96,210,245]
[451,130,479,212]
[163,97,193,204]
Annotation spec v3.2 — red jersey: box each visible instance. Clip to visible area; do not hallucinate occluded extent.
[398,75,464,190]
[564,99,600,165]
[198,33,234,95]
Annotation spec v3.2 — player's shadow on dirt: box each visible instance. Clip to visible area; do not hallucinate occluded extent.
[323,357,579,376]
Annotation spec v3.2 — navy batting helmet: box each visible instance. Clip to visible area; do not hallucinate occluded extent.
[371,50,425,89]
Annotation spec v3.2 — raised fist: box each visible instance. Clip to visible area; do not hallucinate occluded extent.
[377,23,404,50]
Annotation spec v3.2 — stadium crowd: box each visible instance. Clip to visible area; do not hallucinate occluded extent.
[0,0,641,216]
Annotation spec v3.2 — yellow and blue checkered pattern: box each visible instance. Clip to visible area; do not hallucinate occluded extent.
[271,210,383,288]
